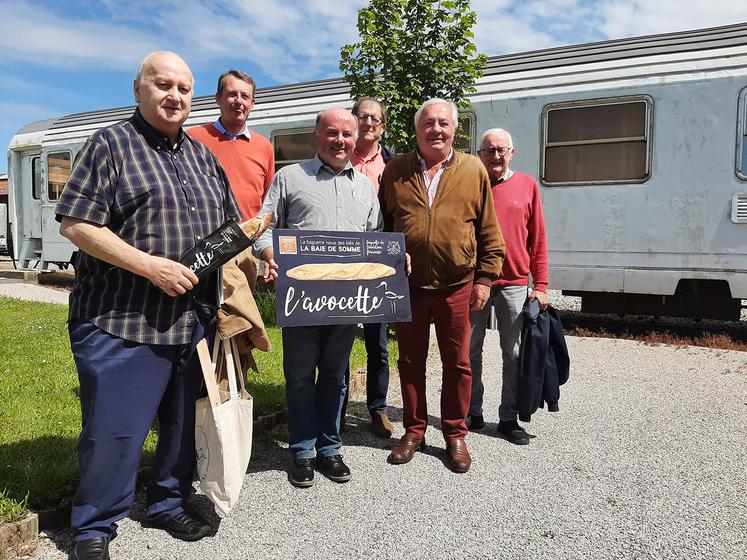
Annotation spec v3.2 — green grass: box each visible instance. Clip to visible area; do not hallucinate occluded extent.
[0,294,395,513]
[0,489,28,523]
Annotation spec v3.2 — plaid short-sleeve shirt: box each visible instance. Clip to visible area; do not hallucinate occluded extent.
[55,109,239,345]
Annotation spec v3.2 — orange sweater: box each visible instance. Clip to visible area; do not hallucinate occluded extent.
[188,124,274,220]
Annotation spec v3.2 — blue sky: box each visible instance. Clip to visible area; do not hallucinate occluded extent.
[2,0,747,174]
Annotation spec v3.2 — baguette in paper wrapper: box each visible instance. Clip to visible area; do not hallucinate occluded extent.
[240,213,274,242]
[286,262,396,281]
[180,213,273,279]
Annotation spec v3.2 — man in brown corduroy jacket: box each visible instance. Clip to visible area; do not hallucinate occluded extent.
[379,98,505,473]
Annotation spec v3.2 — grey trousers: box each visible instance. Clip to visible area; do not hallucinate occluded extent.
[468,284,526,421]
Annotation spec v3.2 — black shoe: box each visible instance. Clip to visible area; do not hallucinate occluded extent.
[289,458,315,488]
[145,511,212,542]
[317,454,352,483]
[497,420,530,445]
[69,537,110,560]
[467,414,485,431]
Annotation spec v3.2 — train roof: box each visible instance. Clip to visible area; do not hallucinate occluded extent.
[15,21,747,138]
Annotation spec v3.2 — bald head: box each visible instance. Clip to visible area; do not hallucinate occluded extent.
[133,51,194,144]
[314,108,358,173]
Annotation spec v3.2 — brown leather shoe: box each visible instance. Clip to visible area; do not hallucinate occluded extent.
[371,411,394,438]
[387,433,425,464]
[446,438,472,473]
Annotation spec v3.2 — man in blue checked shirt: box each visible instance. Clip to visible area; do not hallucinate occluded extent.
[253,107,383,489]
[56,51,239,560]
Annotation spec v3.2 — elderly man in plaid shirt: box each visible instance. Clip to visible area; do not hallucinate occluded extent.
[56,51,239,560]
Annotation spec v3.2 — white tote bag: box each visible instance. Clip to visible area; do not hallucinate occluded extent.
[195,336,253,516]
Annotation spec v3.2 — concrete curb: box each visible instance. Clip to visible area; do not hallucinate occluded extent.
[0,269,38,283]
[0,513,39,552]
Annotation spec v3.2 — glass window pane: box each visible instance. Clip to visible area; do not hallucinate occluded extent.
[545,141,647,182]
[47,152,71,201]
[741,135,747,175]
[274,132,315,163]
[455,114,474,153]
[32,157,41,200]
[547,102,646,143]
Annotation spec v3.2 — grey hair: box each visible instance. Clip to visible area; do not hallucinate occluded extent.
[480,128,514,149]
[414,98,459,127]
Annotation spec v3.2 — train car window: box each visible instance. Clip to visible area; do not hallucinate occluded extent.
[47,152,71,200]
[32,157,41,200]
[455,112,476,154]
[541,97,652,185]
[737,87,747,181]
[272,128,315,172]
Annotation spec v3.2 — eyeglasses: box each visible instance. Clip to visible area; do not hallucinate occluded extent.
[356,113,383,125]
[478,146,512,156]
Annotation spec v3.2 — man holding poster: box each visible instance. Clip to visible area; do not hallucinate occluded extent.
[253,108,382,488]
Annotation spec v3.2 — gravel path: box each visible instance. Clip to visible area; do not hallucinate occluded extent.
[0,281,70,305]
[28,329,746,560]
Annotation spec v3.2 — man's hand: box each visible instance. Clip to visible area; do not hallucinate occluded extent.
[261,247,278,283]
[145,255,199,297]
[405,252,411,276]
[470,283,490,311]
[530,289,549,311]
[60,217,199,297]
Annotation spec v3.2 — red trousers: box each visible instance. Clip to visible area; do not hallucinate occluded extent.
[395,282,473,441]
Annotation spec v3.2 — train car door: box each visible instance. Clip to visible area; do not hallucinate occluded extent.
[21,152,43,240]
[39,145,76,268]
[9,151,43,267]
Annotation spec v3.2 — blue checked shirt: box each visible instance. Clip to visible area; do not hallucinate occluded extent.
[55,109,239,345]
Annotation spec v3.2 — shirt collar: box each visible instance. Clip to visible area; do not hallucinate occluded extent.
[312,154,354,176]
[214,118,251,140]
[352,144,381,163]
[131,108,185,151]
[416,148,454,170]
[494,168,515,184]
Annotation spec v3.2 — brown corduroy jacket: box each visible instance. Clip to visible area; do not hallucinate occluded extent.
[379,151,506,289]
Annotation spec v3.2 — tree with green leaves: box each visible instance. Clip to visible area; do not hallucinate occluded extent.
[340,0,487,152]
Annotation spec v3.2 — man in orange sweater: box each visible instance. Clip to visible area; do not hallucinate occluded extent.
[468,128,549,444]
[188,70,274,221]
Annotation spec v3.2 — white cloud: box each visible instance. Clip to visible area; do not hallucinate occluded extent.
[0,1,161,69]
[596,0,747,38]
[1,0,746,83]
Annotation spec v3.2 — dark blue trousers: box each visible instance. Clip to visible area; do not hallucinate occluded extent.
[282,324,357,459]
[68,320,207,541]
[342,322,390,419]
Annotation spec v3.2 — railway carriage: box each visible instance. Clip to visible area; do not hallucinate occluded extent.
[7,23,747,319]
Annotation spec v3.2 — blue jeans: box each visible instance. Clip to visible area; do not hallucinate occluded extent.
[282,324,357,459]
[342,322,390,419]
[68,320,207,541]
[469,285,526,421]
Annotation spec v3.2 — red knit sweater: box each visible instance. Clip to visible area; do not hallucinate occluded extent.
[491,171,549,292]
[187,124,274,220]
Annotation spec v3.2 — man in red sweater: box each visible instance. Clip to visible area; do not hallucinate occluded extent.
[469,128,549,444]
[188,70,274,221]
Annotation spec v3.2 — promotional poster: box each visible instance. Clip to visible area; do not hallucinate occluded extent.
[273,230,411,327]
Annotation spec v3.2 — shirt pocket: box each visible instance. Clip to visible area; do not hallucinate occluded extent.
[189,173,229,234]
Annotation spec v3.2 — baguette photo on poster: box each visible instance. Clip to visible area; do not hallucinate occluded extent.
[273,230,412,327]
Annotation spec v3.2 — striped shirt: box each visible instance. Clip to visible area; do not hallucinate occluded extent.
[253,156,382,256]
[55,109,239,345]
